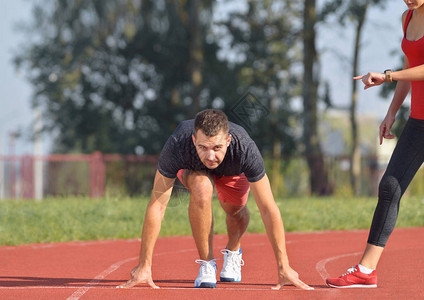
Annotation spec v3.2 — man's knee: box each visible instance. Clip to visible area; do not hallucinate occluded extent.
[186,171,214,204]
[223,203,249,219]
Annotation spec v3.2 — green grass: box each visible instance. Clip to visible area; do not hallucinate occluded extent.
[1,195,423,246]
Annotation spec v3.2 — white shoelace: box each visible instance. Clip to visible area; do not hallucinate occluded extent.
[342,266,357,276]
[221,249,245,269]
[195,259,217,276]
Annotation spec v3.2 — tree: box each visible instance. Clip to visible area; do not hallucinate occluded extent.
[300,0,387,196]
[302,0,331,195]
[349,1,369,196]
[188,0,203,117]
[217,0,301,194]
[335,0,385,195]
[15,0,229,154]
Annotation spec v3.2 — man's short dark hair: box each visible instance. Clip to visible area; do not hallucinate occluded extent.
[194,109,229,137]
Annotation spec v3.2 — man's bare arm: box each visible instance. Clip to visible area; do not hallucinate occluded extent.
[250,175,312,290]
[118,170,175,288]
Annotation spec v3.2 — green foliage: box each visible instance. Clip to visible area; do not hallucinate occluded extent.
[16,0,236,154]
[264,157,309,197]
[13,0,398,198]
[1,195,423,246]
[14,0,308,157]
[105,160,157,196]
[219,0,301,156]
[407,168,424,197]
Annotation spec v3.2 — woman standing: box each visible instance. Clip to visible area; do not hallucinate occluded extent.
[327,0,424,288]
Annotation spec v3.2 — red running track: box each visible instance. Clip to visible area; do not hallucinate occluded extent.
[1,228,423,299]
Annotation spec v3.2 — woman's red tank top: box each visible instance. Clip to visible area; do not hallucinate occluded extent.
[401,9,424,119]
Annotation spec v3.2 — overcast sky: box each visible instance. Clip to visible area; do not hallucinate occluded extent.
[0,0,407,155]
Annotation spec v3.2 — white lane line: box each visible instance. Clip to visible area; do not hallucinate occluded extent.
[65,242,271,299]
[65,247,204,300]
[315,251,362,281]
[0,239,282,297]
[0,286,320,292]
[66,256,138,300]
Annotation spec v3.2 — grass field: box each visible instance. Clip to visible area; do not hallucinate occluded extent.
[1,195,423,246]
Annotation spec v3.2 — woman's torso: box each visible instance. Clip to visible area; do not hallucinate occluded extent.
[401,9,424,119]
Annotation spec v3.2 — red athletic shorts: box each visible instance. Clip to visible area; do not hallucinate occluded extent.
[176,169,250,206]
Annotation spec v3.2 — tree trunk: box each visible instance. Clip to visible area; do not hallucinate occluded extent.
[350,3,368,196]
[302,0,330,195]
[188,0,203,117]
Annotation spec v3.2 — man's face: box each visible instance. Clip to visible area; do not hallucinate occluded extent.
[192,129,231,169]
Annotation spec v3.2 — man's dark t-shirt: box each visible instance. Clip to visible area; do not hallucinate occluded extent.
[158,120,265,182]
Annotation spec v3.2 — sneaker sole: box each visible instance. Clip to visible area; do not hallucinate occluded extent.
[195,282,216,288]
[220,276,241,282]
[327,283,377,289]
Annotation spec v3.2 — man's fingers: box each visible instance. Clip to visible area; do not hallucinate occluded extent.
[117,279,138,289]
[116,278,159,289]
[147,279,160,289]
[272,277,313,291]
[117,282,132,289]
[353,75,364,80]
[292,278,314,290]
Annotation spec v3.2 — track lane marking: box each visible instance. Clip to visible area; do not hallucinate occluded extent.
[65,242,270,299]
[315,251,362,281]
[66,256,137,300]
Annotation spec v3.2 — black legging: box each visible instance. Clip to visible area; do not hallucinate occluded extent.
[368,117,424,247]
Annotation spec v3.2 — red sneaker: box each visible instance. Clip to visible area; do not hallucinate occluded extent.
[326,265,377,288]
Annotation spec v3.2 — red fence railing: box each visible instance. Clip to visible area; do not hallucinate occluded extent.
[0,152,158,199]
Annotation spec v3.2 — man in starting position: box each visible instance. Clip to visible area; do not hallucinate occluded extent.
[119,109,312,290]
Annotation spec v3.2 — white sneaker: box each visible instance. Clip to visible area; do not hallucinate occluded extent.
[220,248,244,282]
[194,259,217,288]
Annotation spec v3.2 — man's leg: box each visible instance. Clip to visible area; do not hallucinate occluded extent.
[182,170,218,288]
[214,174,250,282]
[218,202,249,282]
[219,202,250,251]
[184,170,215,261]
[214,174,250,250]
